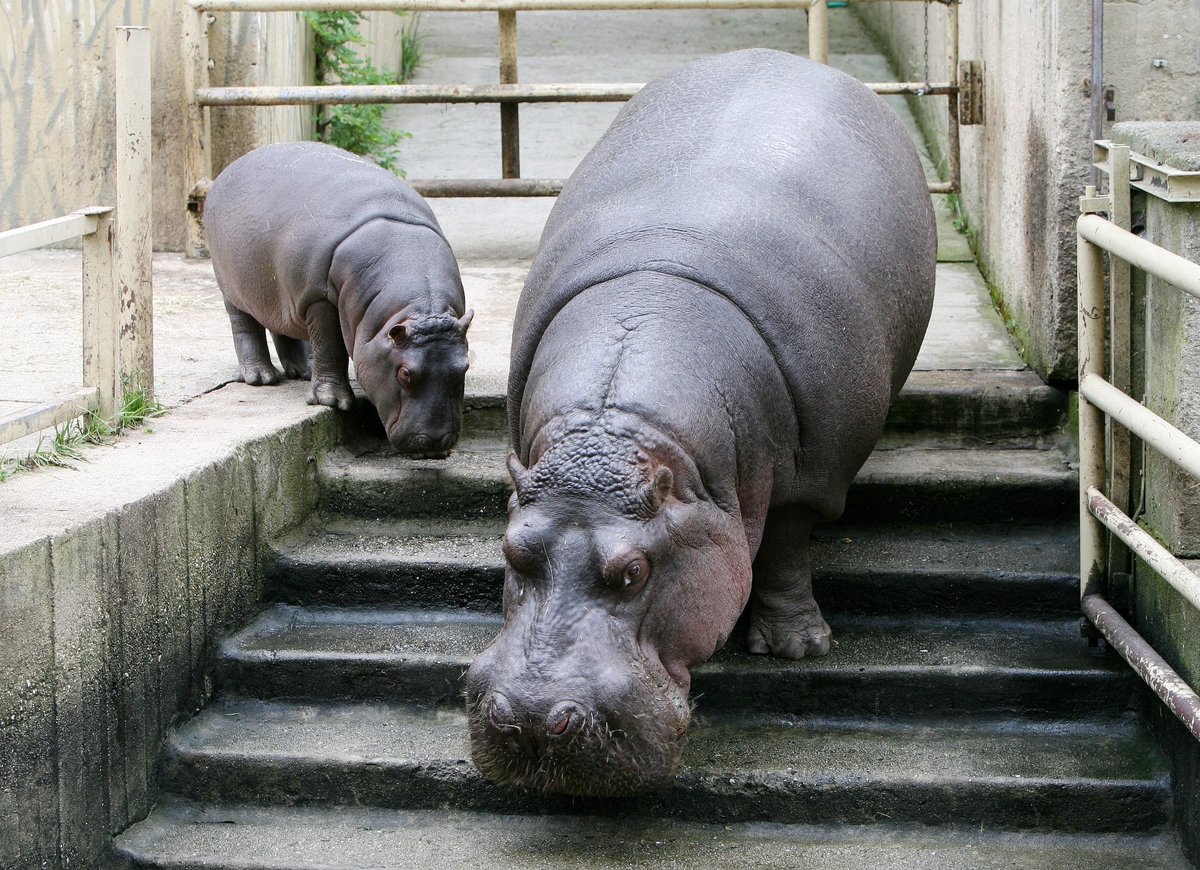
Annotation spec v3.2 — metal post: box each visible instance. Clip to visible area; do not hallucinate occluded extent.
[1078,202,1108,599]
[1106,144,1133,573]
[498,10,520,179]
[807,0,828,65]
[183,7,214,257]
[115,26,155,399]
[945,0,960,193]
[81,208,120,423]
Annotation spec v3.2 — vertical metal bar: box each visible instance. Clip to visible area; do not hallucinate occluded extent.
[945,0,960,193]
[1107,144,1133,574]
[81,208,120,423]
[807,0,828,66]
[183,7,214,258]
[1090,0,1105,188]
[1078,206,1109,599]
[498,10,520,179]
[115,26,155,399]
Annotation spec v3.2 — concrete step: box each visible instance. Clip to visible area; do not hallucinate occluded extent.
[113,795,1193,870]
[157,696,1171,834]
[887,369,1066,438]
[266,517,1079,616]
[217,606,1131,720]
[319,439,1077,524]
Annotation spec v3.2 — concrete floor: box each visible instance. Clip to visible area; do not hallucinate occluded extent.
[0,6,1021,464]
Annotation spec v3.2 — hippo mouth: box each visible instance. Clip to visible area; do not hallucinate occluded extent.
[466,690,689,797]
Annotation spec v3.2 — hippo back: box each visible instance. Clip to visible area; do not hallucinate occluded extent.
[509,50,936,473]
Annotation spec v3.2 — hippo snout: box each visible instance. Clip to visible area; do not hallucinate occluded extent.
[391,429,459,459]
[467,674,688,797]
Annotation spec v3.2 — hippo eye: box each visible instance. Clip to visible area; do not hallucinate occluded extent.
[397,366,413,387]
[619,555,650,592]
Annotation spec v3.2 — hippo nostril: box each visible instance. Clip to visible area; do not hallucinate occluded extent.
[413,434,432,452]
[546,701,584,739]
[438,431,458,451]
[488,694,518,732]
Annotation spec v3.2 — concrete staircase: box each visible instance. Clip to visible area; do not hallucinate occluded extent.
[113,368,1192,868]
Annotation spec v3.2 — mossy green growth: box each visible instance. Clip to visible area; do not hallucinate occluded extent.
[304,12,422,174]
[0,391,165,483]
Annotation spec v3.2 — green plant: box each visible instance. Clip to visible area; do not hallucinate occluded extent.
[0,390,164,484]
[304,11,422,174]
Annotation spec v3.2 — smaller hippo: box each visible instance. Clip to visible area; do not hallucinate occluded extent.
[204,141,472,459]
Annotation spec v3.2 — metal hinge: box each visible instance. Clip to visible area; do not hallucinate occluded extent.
[958,60,984,125]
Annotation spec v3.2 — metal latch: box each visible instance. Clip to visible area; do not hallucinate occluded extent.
[958,61,983,125]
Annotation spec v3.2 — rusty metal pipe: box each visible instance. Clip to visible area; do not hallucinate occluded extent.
[196,81,956,106]
[1082,594,1200,743]
[190,0,946,12]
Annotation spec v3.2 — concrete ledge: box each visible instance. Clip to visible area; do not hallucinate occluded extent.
[0,381,346,868]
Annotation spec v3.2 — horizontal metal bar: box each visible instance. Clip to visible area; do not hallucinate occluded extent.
[0,388,99,448]
[0,212,100,258]
[410,178,564,196]
[199,83,641,106]
[1082,594,1200,743]
[1087,487,1200,613]
[1078,214,1200,300]
[1080,373,1200,480]
[198,80,955,107]
[408,177,952,197]
[191,0,946,11]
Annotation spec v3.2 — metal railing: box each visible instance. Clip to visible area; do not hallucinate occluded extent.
[1077,142,1200,741]
[182,0,964,257]
[0,209,118,447]
[0,27,154,448]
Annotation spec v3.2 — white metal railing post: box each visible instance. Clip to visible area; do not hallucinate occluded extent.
[807,0,828,65]
[1078,198,1108,599]
[81,207,120,423]
[115,26,155,400]
[183,5,214,258]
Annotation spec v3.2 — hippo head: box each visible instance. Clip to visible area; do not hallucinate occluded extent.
[354,309,472,458]
[465,427,752,796]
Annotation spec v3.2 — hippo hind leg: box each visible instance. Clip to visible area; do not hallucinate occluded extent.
[272,333,313,380]
[746,504,831,660]
[223,300,283,386]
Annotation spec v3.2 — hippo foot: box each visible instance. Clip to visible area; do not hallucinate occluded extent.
[746,608,831,660]
[307,379,354,411]
[238,363,283,386]
[281,360,312,380]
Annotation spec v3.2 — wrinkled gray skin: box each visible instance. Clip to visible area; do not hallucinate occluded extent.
[466,50,936,796]
[205,141,472,458]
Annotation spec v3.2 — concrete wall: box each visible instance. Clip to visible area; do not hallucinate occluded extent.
[855,0,1200,383]
[0,6,409,252]
[0,383,344,868]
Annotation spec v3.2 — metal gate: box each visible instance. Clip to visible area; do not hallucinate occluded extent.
[1077,142,1200,740]
[182,0,969,257]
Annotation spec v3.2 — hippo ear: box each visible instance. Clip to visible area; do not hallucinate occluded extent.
[643,466,674,515]
[456,309,475,334]
[507,453,531,503]
[388,321,411,348]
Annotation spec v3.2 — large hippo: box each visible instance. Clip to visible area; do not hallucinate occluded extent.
[204,141,472,459]
[465,50,936,795]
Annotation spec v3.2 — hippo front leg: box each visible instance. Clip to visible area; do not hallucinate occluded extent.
[746,505,831,660]
[224,300,283,386]
[303,300,355,411]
